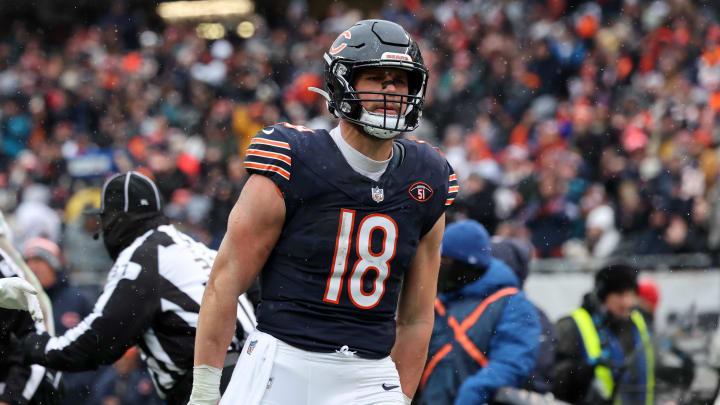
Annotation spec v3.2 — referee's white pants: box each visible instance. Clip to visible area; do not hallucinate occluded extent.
[220,330,406,405]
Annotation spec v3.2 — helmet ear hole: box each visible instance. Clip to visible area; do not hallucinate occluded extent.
[408,70,425,96]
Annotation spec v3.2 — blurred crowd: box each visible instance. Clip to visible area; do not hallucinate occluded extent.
[1,0,720,289]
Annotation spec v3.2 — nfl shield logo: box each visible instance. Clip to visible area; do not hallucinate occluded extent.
[247,340,258,355]
[371,186,384,203]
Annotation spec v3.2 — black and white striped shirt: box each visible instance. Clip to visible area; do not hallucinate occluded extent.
[0,248,61,404]
[23,224,256,399]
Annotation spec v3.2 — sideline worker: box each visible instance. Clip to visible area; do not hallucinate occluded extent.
[416,220,540,405]
[553,264,654,405]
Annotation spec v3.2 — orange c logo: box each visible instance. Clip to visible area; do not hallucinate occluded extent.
[329,30,352,55]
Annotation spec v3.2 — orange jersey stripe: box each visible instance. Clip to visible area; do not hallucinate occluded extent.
[449,174,457,181]
[246,149,292,165]
[445,198,455,206]
[251,138,291,150]
[449,186,459,193]
[244,162,291,180]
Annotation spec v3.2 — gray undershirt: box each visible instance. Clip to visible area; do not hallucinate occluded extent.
[329,126,391,182]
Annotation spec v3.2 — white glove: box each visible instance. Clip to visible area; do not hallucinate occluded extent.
[0,277,44,322]
[187,365,222,405]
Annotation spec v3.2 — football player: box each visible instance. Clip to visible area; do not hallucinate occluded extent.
[0,251,62,405]
[190,19,458,405]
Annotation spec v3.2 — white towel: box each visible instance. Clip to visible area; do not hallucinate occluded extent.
[220,330,277,405]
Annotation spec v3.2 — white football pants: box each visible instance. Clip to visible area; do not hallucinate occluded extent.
[220,330,406,405]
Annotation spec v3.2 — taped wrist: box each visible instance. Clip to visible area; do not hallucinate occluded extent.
[188,365,222,405]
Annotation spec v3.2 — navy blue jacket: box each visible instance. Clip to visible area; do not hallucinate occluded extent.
[46,271,100,405]
[421,258,540,405]
[46,272,93,335]
[90,366,163,405]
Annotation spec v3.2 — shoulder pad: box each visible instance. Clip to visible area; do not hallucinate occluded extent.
[244,124,307,184]
[399,138,447,167]
[271,122,317,136]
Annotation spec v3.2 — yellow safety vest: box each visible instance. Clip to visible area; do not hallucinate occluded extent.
[571,308,655,405]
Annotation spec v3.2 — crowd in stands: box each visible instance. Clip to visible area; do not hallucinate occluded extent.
[1,0,720,289]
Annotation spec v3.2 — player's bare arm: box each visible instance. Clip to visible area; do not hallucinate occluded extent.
[194,174,285,369]
[391,213,445,399]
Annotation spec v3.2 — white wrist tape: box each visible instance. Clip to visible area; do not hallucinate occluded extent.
[403,394,412,405]
[188,365,222,405]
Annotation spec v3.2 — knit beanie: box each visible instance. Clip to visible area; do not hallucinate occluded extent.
[595,264,638,301]
[491,238,532,286]
[23,237,62,272]
[441,220,491,268]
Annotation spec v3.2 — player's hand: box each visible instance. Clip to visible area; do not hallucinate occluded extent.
[0,277,44,322]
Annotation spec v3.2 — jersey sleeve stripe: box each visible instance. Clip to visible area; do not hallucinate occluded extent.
[244,162,291,180]
[446,170,458,205]
[251,138,291,150]
[246,149,292,165]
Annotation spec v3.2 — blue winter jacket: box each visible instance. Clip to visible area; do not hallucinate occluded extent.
[425,258,541,405]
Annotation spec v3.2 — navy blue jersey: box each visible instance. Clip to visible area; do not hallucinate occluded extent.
[244,123,458,358]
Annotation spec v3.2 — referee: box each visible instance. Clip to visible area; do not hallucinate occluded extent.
[16,171,256,405]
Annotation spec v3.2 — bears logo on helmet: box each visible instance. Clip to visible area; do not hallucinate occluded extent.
[308,20,429,139]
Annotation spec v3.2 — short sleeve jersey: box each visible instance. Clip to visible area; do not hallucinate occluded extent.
[244,123,458,358]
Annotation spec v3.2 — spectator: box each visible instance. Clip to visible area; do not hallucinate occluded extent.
[61,199,113,288]
[89,347,162,405]
[417,220,540,404]
[635,276,695,397]
[586,205,621,258]
[23,237,101,405]
[455,172,499,235]
[525,170,573,257]
[491,237,556,394]
[12,185,62,249]
[563,203,622,261]
[636,277,660,327]
[0,0,719,269]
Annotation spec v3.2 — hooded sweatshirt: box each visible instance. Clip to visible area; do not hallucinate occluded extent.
[422,258,540,405]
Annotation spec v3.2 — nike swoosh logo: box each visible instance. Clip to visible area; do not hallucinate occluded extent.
[262,128,275,134]
[382,383,399,391]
